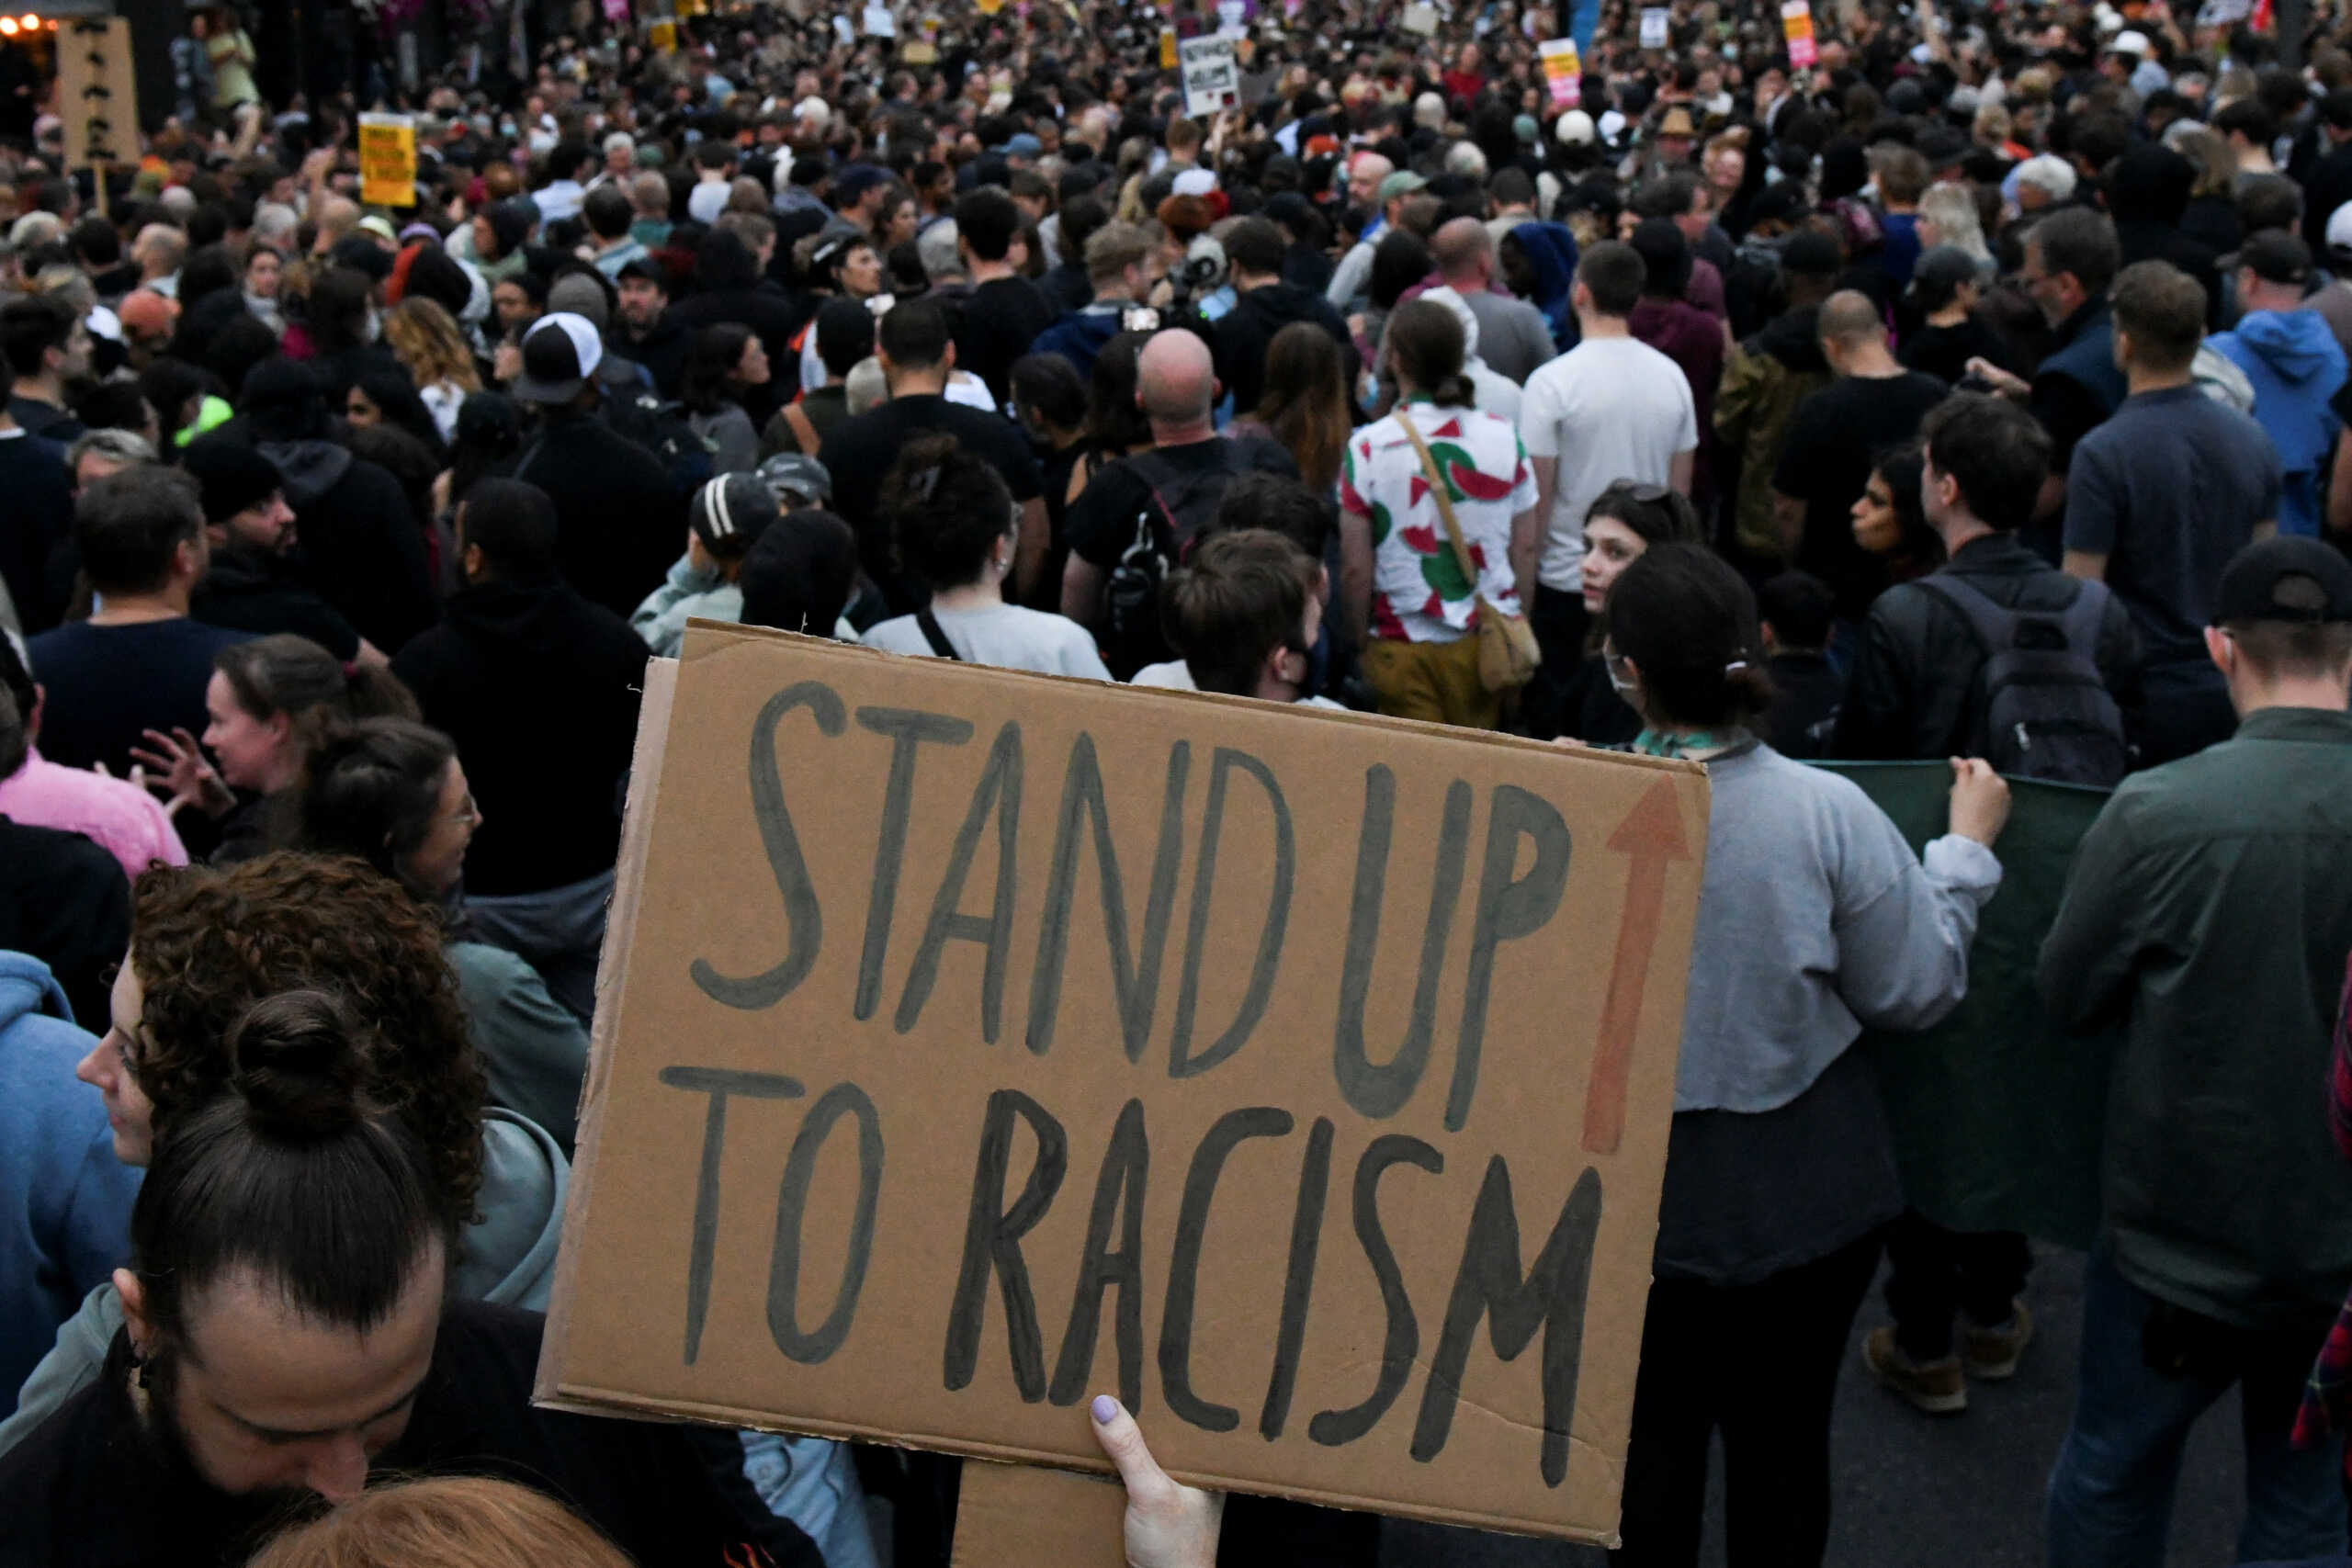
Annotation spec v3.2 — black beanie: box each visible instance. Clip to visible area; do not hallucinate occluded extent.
[183,435,284,523]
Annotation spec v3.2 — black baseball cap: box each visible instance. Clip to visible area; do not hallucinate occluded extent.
[512,312,604,405]
[615,255,665,287]
[2240,229,2313,287]
[2215,536,2352,626]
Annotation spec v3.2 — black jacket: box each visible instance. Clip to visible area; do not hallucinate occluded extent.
[506,408,685,620]
[0,817,128,1030]
[1213,282,1353,418]
[259,437,437,653]
[1830,533,2143,761]
[0,1301,820,1568]
[616,312,694,400]
[393,574,648,897]
[190,545,361,659]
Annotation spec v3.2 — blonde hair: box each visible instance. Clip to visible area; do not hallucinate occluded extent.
[247,1477,634,1568]
[384,298,482,396]
[2169,125,2238,201]
[1918,183,1991,263]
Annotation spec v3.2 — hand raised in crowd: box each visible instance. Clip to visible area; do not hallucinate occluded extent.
[1962,357,2030,400]
[129,726,236,820]
[1090,1395,1223,1568]
[1946,757,2011,848]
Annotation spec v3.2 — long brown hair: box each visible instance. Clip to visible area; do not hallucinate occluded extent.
[1255,321,1351,492]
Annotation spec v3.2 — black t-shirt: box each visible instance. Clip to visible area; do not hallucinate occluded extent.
[0,1300,822,1568]
[23,618,254,774]
[0,426,72,633]
[1773,371,1949,621]
[1899,315,2010,389]
[817,393,1045,595]
[956,276,1056,409]
[1062,434,1300,570]
[0,817,129,1030]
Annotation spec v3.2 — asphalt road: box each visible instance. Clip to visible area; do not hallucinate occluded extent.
[1377,1247,2250,1568]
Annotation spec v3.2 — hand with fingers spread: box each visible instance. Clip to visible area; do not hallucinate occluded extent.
[1090,1395,1223,1568]
[128,727,234,820]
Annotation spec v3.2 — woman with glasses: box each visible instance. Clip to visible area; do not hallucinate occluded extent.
[1339,299,1539,730]
[1556,479,1706,744]
[284,716,589,1156]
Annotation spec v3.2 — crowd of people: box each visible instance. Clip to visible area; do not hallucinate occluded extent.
[4,0,2352,1562]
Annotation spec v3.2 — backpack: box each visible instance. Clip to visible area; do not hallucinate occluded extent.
[605,389,718,497]
[1917,573,2130,786]
[1102,444,1250,674]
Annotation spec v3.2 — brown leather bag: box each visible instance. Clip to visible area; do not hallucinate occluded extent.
[1395,409,1542,694]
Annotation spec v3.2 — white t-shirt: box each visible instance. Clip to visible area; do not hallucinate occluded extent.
[1518,334,1698,592]
[1129,660,1345,708]
[863,602,1111,681]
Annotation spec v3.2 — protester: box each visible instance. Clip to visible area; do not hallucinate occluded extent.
[633,473,783,656]
[0,640,184,882]
[678,322,772,477]
[1556,480,1708,745]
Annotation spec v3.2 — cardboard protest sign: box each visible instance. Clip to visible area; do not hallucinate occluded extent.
[1178,37,1239,117]
[536,626,1709,1542]
[1828,762,2120,1249]
[357,113,418,208]
[1781,0,1816,66]
[1539,38,1582,107]
[57,17,136,178]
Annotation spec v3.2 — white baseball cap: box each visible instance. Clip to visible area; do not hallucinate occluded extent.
[1555,109,1597,146]
[2328,199,2352,261]
[1171,167,1218,197]
[2108,28,2152,55]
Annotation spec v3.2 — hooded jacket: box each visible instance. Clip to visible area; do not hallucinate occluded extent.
[393,574,649,897]
[1510,221,1582,354]
[2211,309,2349,537]
[503,407,686,619]
[0,953,137,1423]
[0,1107,567,1460]
[1211,281,1353,418]
[188,543,362,659]
[1716,306,1833,561]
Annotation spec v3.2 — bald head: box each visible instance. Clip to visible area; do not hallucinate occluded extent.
[1347,152,1396,208]
[1431,217,1493,285]
[133,223,186,278]
[1817,290,1883,347]
[1138,329,1216,429]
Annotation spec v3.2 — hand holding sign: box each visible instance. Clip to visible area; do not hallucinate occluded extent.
[1091,1397,1223,1568]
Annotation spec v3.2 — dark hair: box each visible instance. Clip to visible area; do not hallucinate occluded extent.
[2238,172,2305,236]
[1586,479,1704,546]
[73,378,151,436]
[1601,543,1775,728]
[1161,529,1317,696]
[1369,230,1433,312]
[447,392,522,511]
[1254,322,1351,491]
[1758,570,1837,651]
[306,266,377,355]
[1627,218,1691,298]
[1058,194,1111,262]
[877,296,951,371]
[295,718,458,901]
[1920,392,2051,530]
[582,183,634,241]
[352,367,445,455]
[1222,217,1285,278]
[814,297,876,379]
[1632,173,1702,221]
[1385,299,1476,408]
[681,321,758,415]
[69,213,121,268]
[2212,96,2278,147]
[125,852,485,1219]
[177,243,240,310]
[1866,437,1939,561]
[740,509,861,636]
[217,632,416,747]
[881,433,1013,589]
[1010,352,1087,436]
[458,478,560,578]
[129,988,453,1358]
[0,295,74,377]
[954,187,1023,262]
[1577,241,1646,316]
[2109,258,2206,373]
[1207,472,1335,558]
[76,466,204,595]
[2027,207,2121,299]
[1084,329,1153,451]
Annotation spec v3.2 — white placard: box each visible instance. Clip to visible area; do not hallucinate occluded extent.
[1640,6,1669,46]
[862,1,897,35]
[1178,35,1239,117]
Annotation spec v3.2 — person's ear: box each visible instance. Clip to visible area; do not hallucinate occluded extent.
[1571,279,1591,313]
[2205,624,2234,680]
[116,1269,151,1358]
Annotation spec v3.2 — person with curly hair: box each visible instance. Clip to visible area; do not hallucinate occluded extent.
[381,297,482,445]
[0,851,569,1460]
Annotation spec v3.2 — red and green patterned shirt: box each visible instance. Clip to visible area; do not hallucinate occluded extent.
[1338,401,1536,643]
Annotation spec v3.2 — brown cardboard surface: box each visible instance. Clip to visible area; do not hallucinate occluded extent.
[949,1462,1126,1568]
[537,623,1710,1543]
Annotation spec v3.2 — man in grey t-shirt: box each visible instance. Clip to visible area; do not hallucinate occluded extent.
[1430,217,1557,385]
[2064,261,2279,765]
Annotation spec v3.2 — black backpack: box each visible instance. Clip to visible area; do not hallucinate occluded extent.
[1917,573,2130,786]
[1102,445,1248,673]
[604,389,718,497]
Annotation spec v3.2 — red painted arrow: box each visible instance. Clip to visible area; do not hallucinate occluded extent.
[1581,778,1693,1155]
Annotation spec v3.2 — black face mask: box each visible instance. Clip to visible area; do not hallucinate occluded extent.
[130,1348,326,1558]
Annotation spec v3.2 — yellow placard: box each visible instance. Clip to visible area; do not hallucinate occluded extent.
[1159,26,1178,65]
[356,113,417,208]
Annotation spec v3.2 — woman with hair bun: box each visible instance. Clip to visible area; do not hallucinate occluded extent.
[861,434,1109,678]
[130,634,416,863]
[1598,541,2013,1566]
[1339,298,1539,731]
[0,851,566,1458]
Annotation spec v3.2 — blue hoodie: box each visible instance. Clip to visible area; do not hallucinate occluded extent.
[2211,309,2347,536]
[0,952,139,1419]
[1510,221,1583,355]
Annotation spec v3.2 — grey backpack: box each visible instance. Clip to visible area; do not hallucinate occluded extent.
[1917,573,2130,786]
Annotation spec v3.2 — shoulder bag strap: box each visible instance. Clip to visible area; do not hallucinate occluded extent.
[914,606,963,661]
[1394,409,1480,591]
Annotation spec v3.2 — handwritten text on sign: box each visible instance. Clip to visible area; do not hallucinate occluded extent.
[537,629,1706,1542]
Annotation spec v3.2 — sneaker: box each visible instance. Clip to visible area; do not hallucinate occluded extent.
[1862,1325,1968,1415]
[1960,1300,2034,1381]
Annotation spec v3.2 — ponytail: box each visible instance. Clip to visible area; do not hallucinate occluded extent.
[1602,543,1777,729]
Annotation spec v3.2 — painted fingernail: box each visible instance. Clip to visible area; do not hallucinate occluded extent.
[1091,1394,1118,1424]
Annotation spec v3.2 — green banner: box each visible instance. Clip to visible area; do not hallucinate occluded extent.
[1817,761,2122,1250]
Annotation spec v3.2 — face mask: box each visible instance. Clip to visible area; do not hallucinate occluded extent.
[1604,650,1638,699]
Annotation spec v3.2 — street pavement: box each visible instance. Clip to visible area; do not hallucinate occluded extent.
[1378,1247,2250,1568]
